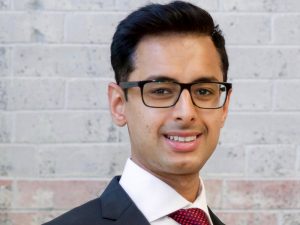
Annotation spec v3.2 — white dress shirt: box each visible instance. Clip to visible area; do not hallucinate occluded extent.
[120,159,213,225]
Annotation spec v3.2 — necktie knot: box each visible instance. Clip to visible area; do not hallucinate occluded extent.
[169,208,210,225]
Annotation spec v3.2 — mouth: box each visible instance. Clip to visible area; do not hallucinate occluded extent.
[164,133,202,152]
[165,135,198,143]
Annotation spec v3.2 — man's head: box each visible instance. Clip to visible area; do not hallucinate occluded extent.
[108,1,231,181]
[111,1,229,83]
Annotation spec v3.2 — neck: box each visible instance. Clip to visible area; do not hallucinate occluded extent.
[131,159,202,202]
[156,172,201,202]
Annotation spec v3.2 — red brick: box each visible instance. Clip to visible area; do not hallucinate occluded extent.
[223,180,300,209]
[0,180,13,209]
[204,179,223,208]
[217,212,278,225]
[0,211,63,225]
[15,180,108,209]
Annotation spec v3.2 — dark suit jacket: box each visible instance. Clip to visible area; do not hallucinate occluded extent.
[43,176,225,225]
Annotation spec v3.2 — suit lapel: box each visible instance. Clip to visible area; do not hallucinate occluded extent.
[208,207,225,225]
[100,176,150,225]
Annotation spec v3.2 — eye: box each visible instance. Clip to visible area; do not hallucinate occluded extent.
[196,88,212,96]
[151,88,172,95]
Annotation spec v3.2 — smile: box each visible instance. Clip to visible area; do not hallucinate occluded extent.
[166,135,197,143]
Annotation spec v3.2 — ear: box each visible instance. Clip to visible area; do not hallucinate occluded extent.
[108,82,127,127]
[220,89,232,128]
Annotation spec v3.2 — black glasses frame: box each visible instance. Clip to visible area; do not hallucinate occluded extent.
[119,80,232,109]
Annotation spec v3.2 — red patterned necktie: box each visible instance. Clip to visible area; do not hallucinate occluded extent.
[169,208,210,225]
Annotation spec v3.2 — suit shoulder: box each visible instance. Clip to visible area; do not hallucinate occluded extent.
[43,198,101,225]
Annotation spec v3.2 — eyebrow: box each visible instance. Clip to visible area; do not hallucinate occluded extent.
[146,75,221,83]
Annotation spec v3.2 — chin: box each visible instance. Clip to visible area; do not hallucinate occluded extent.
[168,160,204,174]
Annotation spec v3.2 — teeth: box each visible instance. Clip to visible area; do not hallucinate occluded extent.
[167,135,197,142]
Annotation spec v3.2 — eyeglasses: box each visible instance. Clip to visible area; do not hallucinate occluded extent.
[119,80,232,109]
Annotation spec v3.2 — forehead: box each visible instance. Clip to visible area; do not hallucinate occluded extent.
[130,33,223,82]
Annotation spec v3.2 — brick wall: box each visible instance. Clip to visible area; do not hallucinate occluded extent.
[0,0,299,224]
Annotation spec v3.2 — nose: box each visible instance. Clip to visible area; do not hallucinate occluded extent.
[172,89,197,123]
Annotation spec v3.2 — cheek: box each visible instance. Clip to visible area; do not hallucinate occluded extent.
[126,107,158,136]
[202,111,224,133]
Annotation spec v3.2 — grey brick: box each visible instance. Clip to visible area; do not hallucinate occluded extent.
[15,112,118,143]
[0,145,38,176]
[0,180,13,209]
[67,79,109,110]
[116,0,219,11]
[221,114,300,145]
[0,113,12,143]
[214,14,271,44]
[202,144,245,176]
[0,13,64,43]
[275,81,300,111]
[13,0,115,10]
[282,213,300,225]
[228,47,300,79]
[0,47,10,77]
[246,145,297,177]
[8,79,65,110]
[38,144,130,177]
[65,13,124,44]
[230,81,272,111]
[274,15,300,45]
[14,46,112,77]
[221,0,300,12]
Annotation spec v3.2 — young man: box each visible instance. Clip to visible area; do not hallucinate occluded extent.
[44,1,231,225]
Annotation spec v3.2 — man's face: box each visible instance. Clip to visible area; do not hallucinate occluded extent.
[109,34,231,179]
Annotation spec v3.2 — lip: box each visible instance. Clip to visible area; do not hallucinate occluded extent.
[163,131,202,152]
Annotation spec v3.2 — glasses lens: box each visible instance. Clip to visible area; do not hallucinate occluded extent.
[191,83,227,108]
[143,81,180,107]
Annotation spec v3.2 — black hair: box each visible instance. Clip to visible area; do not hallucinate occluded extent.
[111,1,229,83]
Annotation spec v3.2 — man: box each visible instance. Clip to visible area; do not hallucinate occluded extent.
[43,1,231,225]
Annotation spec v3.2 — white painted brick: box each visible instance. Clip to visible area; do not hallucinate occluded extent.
[13,0,115,10]
[221,114,300,145]
[0,0,299,221]
[0,13,64,43]
[115,0,165,10]
[38,144,130,177]
[275,81,300,111]
[230,81,272,111]
[116,0,219,11]
[13,46,112,77]
[118,125,130,143]
[298,146,300,176]
[8,79,65,110]
[15,112,118,143]
[0,47,10,77]
[221,0,300,12]
[274,15,300,45]
[0,113,12,142]
[67,79,109,110]
[0,145,38,176]
[202,144,245,177]
[214,14,271,44]
[0,79,9,109]
[65,13,124,44]
[0,0,10,10]
[228,47,300,79]
[246,145,297,177]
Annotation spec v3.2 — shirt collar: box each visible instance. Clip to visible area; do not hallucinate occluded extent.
[120,159,213,224]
